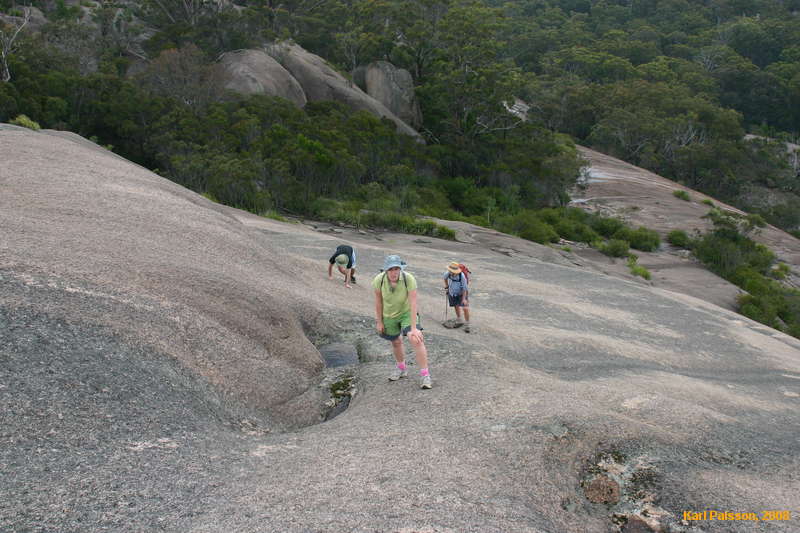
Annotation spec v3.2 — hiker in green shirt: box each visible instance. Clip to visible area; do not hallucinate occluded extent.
[372,255,432,389]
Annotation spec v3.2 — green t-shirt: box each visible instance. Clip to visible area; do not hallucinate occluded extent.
[372,271,418,319]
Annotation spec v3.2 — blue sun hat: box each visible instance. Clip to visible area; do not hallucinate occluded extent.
[382,255,406,271]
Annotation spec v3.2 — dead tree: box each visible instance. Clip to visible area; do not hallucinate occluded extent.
[0,7,31,83]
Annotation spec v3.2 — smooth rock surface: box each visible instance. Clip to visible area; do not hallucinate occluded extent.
[2,126,799,532]
[353,61,422,128]
[219,49,307,107]
[266,43,422,139]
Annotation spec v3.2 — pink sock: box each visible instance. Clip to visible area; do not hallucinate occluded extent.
[420,368,429,377]
[397,362,406,371]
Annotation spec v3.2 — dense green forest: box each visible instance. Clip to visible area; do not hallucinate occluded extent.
[4,0,800,337]
[1,0,799,231]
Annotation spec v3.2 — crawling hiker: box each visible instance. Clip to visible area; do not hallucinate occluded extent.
[373,255,432,389]
[443,262,471,332]
[328,244,357,288]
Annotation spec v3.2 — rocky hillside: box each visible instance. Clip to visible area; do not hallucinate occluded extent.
[570,146,800,311]
[220,44,423,139]
[2,125,799,532]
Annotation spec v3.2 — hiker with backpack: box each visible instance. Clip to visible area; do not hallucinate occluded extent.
[328,244,357,288]
[443,262,471,332]
[372,255,432,389]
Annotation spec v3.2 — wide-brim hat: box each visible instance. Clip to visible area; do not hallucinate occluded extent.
[383,254,405,271]
[447,262,462,274]
[335,254,349,265]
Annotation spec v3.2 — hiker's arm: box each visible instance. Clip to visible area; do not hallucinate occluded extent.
[344,268,351,288]
[328,263,333,279]
[374,289,384,333]
[408,289,422,340]
[408,289,418,326]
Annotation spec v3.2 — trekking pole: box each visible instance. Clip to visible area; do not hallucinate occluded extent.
[444,290,448,323]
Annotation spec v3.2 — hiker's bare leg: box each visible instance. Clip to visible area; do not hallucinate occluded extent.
[463,307,470,322]
[391,337,405,364]
[409,333,428,369]
[454,306,462,319]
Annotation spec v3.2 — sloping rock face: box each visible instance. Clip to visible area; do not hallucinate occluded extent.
[266,42,422,139]
[572,145,800,308]
[3,126,800,532]
[219,49,307,107]
[353,61,422,128]
[0,125,327,434]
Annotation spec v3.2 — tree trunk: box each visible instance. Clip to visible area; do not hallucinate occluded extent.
[1,58,10,83]
[0,7,31,83]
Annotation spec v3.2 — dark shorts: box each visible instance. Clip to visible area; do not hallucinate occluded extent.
[448,293,469,308]
[379,312,424,341]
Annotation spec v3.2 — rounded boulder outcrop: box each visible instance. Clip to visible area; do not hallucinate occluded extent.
[266,42,422,139]
[219,49,307,107]
[352,61,422,128]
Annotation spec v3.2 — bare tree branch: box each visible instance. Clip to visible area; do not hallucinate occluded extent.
[1,7,31,83]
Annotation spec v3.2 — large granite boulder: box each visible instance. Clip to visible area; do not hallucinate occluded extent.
[219,49,307,107]
[352,61,422,128]
[266,42,422,139]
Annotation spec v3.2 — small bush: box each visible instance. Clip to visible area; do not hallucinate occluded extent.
[519,219,559,243]
[591,216,626,238]
[495,211,558,244]
[433,224,456,240]
[771,263,790,280]
[667,229,690,248]
[732,267,771,296]
[702,199,714,206]
[10,114,41,130]
[737,293,780,328]
[627,227,661,252]
[611,226,660,251]
[262,210,288,222]
[554,218,600,243]
[601,239,630,257]
[536,207,561,225]
[358,211,455,240]
[673,189,691,201]
[747,213,767,229]
[693,234,744,277]
[627,255,651,280]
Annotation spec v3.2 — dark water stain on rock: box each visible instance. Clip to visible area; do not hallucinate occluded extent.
[325,396,351,421]
[319,343,359,367]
